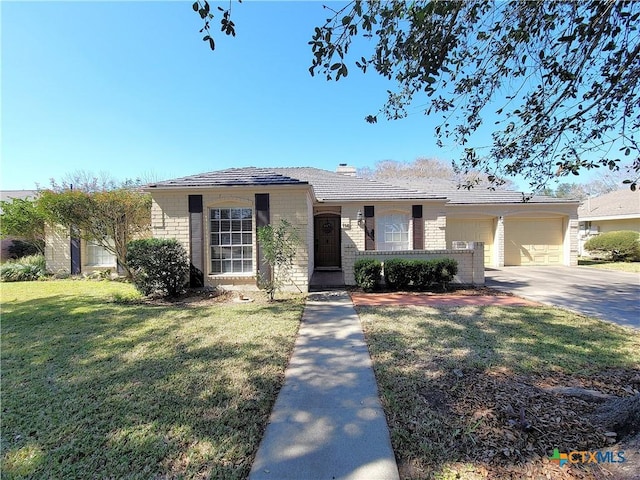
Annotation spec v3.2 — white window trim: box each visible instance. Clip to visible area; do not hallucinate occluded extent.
[209,207,255,276]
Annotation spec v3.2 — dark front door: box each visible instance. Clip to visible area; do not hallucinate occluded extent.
[314,215,341,268]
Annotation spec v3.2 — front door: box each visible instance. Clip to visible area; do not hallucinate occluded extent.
[314,215,341,268]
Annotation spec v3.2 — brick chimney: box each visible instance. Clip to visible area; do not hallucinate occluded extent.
[336,163,357,176]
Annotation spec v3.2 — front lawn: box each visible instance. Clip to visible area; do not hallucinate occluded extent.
[1,281,303,479]
[358,304,640,479]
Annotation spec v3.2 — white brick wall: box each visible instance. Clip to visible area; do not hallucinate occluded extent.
[44,224,71,273]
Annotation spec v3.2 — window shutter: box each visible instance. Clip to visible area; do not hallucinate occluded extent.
[189,195,204,287]
[364,206,375,251]
[255,194,271,282]
[70,226,81,274]
[412,205,424,250]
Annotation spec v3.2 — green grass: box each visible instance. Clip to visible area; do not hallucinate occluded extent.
[578,258,640,273]
[1,280,304,480]
[358,305,640,479]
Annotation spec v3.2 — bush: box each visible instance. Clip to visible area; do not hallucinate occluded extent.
[378,257,459,291]
[126,238,190,297]
[584,231,640,262]
[410,260,435,290]
[432,258,459,290]
[354,258,382,292]
[0,255,47,282]
[383,258,411,290]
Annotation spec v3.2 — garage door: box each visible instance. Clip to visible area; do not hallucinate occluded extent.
[446,219,494,266]
[505,218,563,265]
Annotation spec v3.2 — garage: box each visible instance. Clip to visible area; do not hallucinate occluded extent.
[504,217,564,265]
[446,218,494,266]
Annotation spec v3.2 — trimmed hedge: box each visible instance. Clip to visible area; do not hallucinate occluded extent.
[382,257,459,291]
[383,258,412,290]
[584,230,640,262]
[354,258,382,292]
[126,238,190,297]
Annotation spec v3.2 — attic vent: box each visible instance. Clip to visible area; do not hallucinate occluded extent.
[452,241,472,249]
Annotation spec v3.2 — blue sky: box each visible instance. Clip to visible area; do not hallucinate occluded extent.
[1,1,603,191]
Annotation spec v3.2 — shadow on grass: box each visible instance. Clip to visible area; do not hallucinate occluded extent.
[1,293,302,480]
[358,304,640,479]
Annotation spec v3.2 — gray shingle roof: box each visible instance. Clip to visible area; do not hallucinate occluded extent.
[382,177,578,204]
[148,167,308,188]
[270,168,443,201]
[578,189,640,218]
[149,167,444,202]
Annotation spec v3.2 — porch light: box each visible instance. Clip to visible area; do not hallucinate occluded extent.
[356,210,363,226]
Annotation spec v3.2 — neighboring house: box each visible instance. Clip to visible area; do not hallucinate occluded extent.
[0,190,38,260]
[577,189,640,256]
[144,166,579,292]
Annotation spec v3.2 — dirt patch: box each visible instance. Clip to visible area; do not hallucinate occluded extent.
[141,288,273,307]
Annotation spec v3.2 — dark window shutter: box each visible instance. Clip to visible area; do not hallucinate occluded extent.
[412,205,424,250]
[70,227,81,274]
[188,195,204,287]
[255,194,271,282]
[364,205,375,217]
[188,194,203,213]
[364,206,375,250]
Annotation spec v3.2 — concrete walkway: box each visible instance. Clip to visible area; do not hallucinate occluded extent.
[249,291,399,480]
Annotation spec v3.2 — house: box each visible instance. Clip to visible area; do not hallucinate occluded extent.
[145,166,579,292]
[384,177,580,268]
[0,190,39,260]
[45,224,119,275]
[577,189,640,255]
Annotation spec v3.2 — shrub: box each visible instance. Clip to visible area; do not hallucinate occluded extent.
[380,257,459,291]
[410,260,435,290]
[432,258,459,290]
[383,258,411,290]
[0,255,47,282]
[126,238,190,297]
[354,258,382,292]
[584,231,640,262]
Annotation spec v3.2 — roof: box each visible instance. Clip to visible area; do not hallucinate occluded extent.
[148,167,309,188]
[149,167,444,202]
[578,189,640,219]
[381,177,578,204]
[0,190,38,202]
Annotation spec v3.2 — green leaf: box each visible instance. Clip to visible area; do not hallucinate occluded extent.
[342,15,352,26]
[330,63,341,70]
[192,2,199,12]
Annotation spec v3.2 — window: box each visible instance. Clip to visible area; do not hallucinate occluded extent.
[87,241,116,266]
[210,208,253,274]
[377,213,410,251]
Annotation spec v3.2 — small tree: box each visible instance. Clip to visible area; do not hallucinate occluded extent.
[0,197,46,255]
[256,219,300,301]
[126,238,189,297]
[39,188,151,278]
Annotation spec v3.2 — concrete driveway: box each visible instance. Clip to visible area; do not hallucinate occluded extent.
[485,266,640,329]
